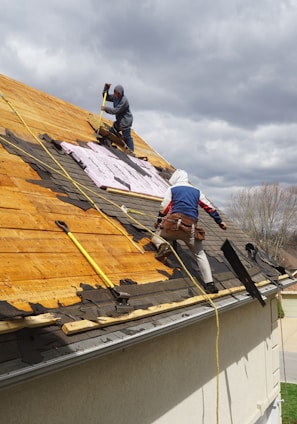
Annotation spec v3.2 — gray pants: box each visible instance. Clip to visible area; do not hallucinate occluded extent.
[151,228,213,284]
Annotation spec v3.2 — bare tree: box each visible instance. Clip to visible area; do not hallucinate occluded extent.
[227,183,297,260]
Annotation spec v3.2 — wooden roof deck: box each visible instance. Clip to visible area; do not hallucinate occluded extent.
[0,74,175,313]
[0,74,295,380]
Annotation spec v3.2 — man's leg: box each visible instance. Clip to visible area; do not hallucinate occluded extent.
[151,229,172,261]
[191,240,213,283]
[109,124,134,152]
[189,240,219,294]
[110,122,121,137]
[122,128,134,151]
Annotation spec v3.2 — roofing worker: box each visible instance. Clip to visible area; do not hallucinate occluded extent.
[151,169,227,294]
[100,83,134,151]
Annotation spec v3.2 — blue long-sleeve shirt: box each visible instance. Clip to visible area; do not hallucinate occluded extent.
[160,183,223,224]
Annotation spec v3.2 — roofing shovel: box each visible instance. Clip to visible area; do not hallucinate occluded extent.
[221,239,266,307]
[55,220,133,313]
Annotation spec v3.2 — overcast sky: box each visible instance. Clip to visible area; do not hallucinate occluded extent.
[1,0,297,210]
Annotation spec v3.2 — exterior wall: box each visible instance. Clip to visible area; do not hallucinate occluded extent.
[0,295,280,424]
[281,293,297,317]
[255,398,282,424]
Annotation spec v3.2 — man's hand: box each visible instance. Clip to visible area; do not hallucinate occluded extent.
[219,222,227,230]
[154,212,164,229]
[101,106,105,111]
[103,83,111,91]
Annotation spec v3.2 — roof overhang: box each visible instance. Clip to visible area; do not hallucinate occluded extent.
[0,276,294,391]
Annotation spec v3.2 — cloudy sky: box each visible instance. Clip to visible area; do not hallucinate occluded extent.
[1,0,297,210]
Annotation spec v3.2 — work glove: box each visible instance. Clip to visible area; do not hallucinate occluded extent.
[103,83,111,92]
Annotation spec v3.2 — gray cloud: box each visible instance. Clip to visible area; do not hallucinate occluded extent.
[1,0,297,209]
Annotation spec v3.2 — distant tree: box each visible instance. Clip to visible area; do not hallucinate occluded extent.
[227,183,297,260]
[284,232,297,257]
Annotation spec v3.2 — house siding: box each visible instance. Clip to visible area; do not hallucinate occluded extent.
[281,293,297,317]
[0,295,280,424]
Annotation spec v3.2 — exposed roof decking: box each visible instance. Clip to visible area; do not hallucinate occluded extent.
[0,74,175,314]
[0,74,169,168]
[0,73,296,385]
[0,128,265,314]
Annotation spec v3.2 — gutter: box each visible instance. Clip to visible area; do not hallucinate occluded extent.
[0,276,295,390]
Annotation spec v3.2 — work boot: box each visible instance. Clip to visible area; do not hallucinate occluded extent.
[155,243,172,262]
[203,282,219,294]
[100,136,112,148]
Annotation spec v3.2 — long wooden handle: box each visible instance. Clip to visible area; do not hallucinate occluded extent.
[97,91,107,129]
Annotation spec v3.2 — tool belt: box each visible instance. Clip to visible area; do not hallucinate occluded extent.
[161,213,205,240]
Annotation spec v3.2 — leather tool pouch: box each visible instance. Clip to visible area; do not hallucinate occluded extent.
[162,213,205,240]
[194,227,206,240]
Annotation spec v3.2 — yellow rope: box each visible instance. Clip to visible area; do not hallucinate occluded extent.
[1,93,220,422]
[278,291,290,423]
[120,208,221,423]
[120,205,157,218]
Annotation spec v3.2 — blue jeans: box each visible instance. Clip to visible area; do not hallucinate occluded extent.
[110,124,134,151]
[122,128,134,151]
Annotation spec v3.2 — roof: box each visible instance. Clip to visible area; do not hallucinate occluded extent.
[0,73,296,388]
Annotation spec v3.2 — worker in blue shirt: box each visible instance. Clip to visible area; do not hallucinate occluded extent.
[152,169,227,294]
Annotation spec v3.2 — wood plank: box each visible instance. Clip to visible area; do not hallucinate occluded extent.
[0,248,165,282]
[0,274,99,310]
[62,294,211,335]
[0,145,43,178]
[0,229,148,256]
[0,228,112,251]
[0,208,49,230]
[0,313,60,334]
[0,173,15,188]
[0,188,38,211]
[0,204,125,234]
[0,265,170,311]
[62,280,273,336]
[106,188,162,201]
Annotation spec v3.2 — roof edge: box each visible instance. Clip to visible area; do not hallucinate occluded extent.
[1,279,292,391]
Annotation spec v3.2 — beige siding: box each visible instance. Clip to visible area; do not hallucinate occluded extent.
[281,294,297,317]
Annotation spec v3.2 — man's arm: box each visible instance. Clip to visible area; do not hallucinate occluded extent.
[199,192,227,230]
[160,187,173,215]
[104,96,129,115]
[154,188,172,228]
[219,221,227,230]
